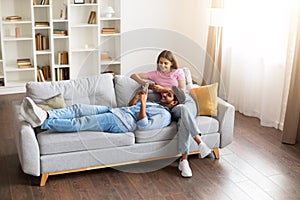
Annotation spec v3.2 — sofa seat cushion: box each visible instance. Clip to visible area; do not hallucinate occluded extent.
[134,122,177,143]
[195,116,219,134]
[37,131,135,155]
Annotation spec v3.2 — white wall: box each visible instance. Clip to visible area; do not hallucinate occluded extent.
[121,0,210,83]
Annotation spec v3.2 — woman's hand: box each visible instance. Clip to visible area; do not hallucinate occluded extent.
[151,84,169,93]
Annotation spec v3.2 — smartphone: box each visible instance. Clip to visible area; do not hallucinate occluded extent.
[143,83,149,92]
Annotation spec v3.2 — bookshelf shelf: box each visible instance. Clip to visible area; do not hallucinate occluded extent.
[3,37,33,41]
[2,20,32,25]
[34,4,51,7]
[36,50,52,55]
[54,64,69,68]
[53,19,68,23]
[100,17,121,21]
[71,24,98,28]
[101,33,121,37]
[53,35,69,39]
[70,3,99,7]
[5,66,34,72]
[34,26,51,30]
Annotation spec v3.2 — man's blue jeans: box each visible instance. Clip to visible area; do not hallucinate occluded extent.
[41,104,128,133]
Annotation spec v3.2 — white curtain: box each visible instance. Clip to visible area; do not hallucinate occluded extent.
[220,0,299,130]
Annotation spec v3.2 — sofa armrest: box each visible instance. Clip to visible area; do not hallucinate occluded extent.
[13,104,40,176]
[216,97,235,148]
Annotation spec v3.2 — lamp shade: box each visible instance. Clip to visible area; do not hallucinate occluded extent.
[104,6,115,18]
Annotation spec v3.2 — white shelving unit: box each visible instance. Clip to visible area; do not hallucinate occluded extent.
[0,0,34,94]
[69,2,100,78]
[99,0,122,75]
[0,0,122,94]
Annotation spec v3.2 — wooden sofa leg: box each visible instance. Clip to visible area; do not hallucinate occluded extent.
[212,148,220,159]
[40,174,49,187]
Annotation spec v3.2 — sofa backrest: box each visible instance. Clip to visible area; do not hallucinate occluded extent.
[26,74,117,107]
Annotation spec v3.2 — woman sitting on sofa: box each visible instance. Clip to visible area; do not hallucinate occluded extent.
[20,87,182,133]
[131,50,211,178]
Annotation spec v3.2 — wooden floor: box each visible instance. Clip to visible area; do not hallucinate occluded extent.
[0,93,300,200]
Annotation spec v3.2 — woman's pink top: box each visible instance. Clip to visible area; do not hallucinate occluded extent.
[146,69,185,89]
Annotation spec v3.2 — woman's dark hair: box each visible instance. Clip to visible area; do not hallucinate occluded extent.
[156,50,179,70]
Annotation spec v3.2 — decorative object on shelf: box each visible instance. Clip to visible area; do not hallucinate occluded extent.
[60,4,67,20]
[104,6,115,18]
[5,16,22,21]
[101,51,112,61]
[74,0,85,4]
[15,27,20,38]
[101,27,116,34]
[88,11,96,24]
[17,58,32,69]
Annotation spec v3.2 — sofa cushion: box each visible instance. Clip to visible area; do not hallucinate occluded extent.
[37,93,67,110]
[189,83,218,116]
[26,74,117,107]
[134,122,177,143]
[37,131,135,155]
[114,75,161,107]
[195,116,219,134]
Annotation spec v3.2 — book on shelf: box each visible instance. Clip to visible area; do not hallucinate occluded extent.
[57,51,68,65]
[35,21,50,27]
[88,11,96,24]
[101,27,116,34]
[17,58,31,63]
[53,29,67,36]
[17,58,32,68]
[41,65,51,80]
[37,69,46,82]
[56,68,69,81]
[35,33,48,50]
[40,0,49,5]
[5,16,22,21]
[18,65,32,69]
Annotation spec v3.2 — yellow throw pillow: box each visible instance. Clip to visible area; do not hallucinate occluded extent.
[189,83,218,116]
[37,93,67,111]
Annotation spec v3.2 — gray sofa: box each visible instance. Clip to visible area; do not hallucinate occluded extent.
[13,73,235,186]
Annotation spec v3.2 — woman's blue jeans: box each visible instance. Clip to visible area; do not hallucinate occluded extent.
[41,104,128,133]
[171,95,200,154]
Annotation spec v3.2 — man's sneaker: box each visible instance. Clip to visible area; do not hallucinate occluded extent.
[178,159,192,177]
[20,97,47,127]
[199,142,211,158]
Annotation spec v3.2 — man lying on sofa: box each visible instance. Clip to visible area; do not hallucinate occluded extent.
[20,87,182,133]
